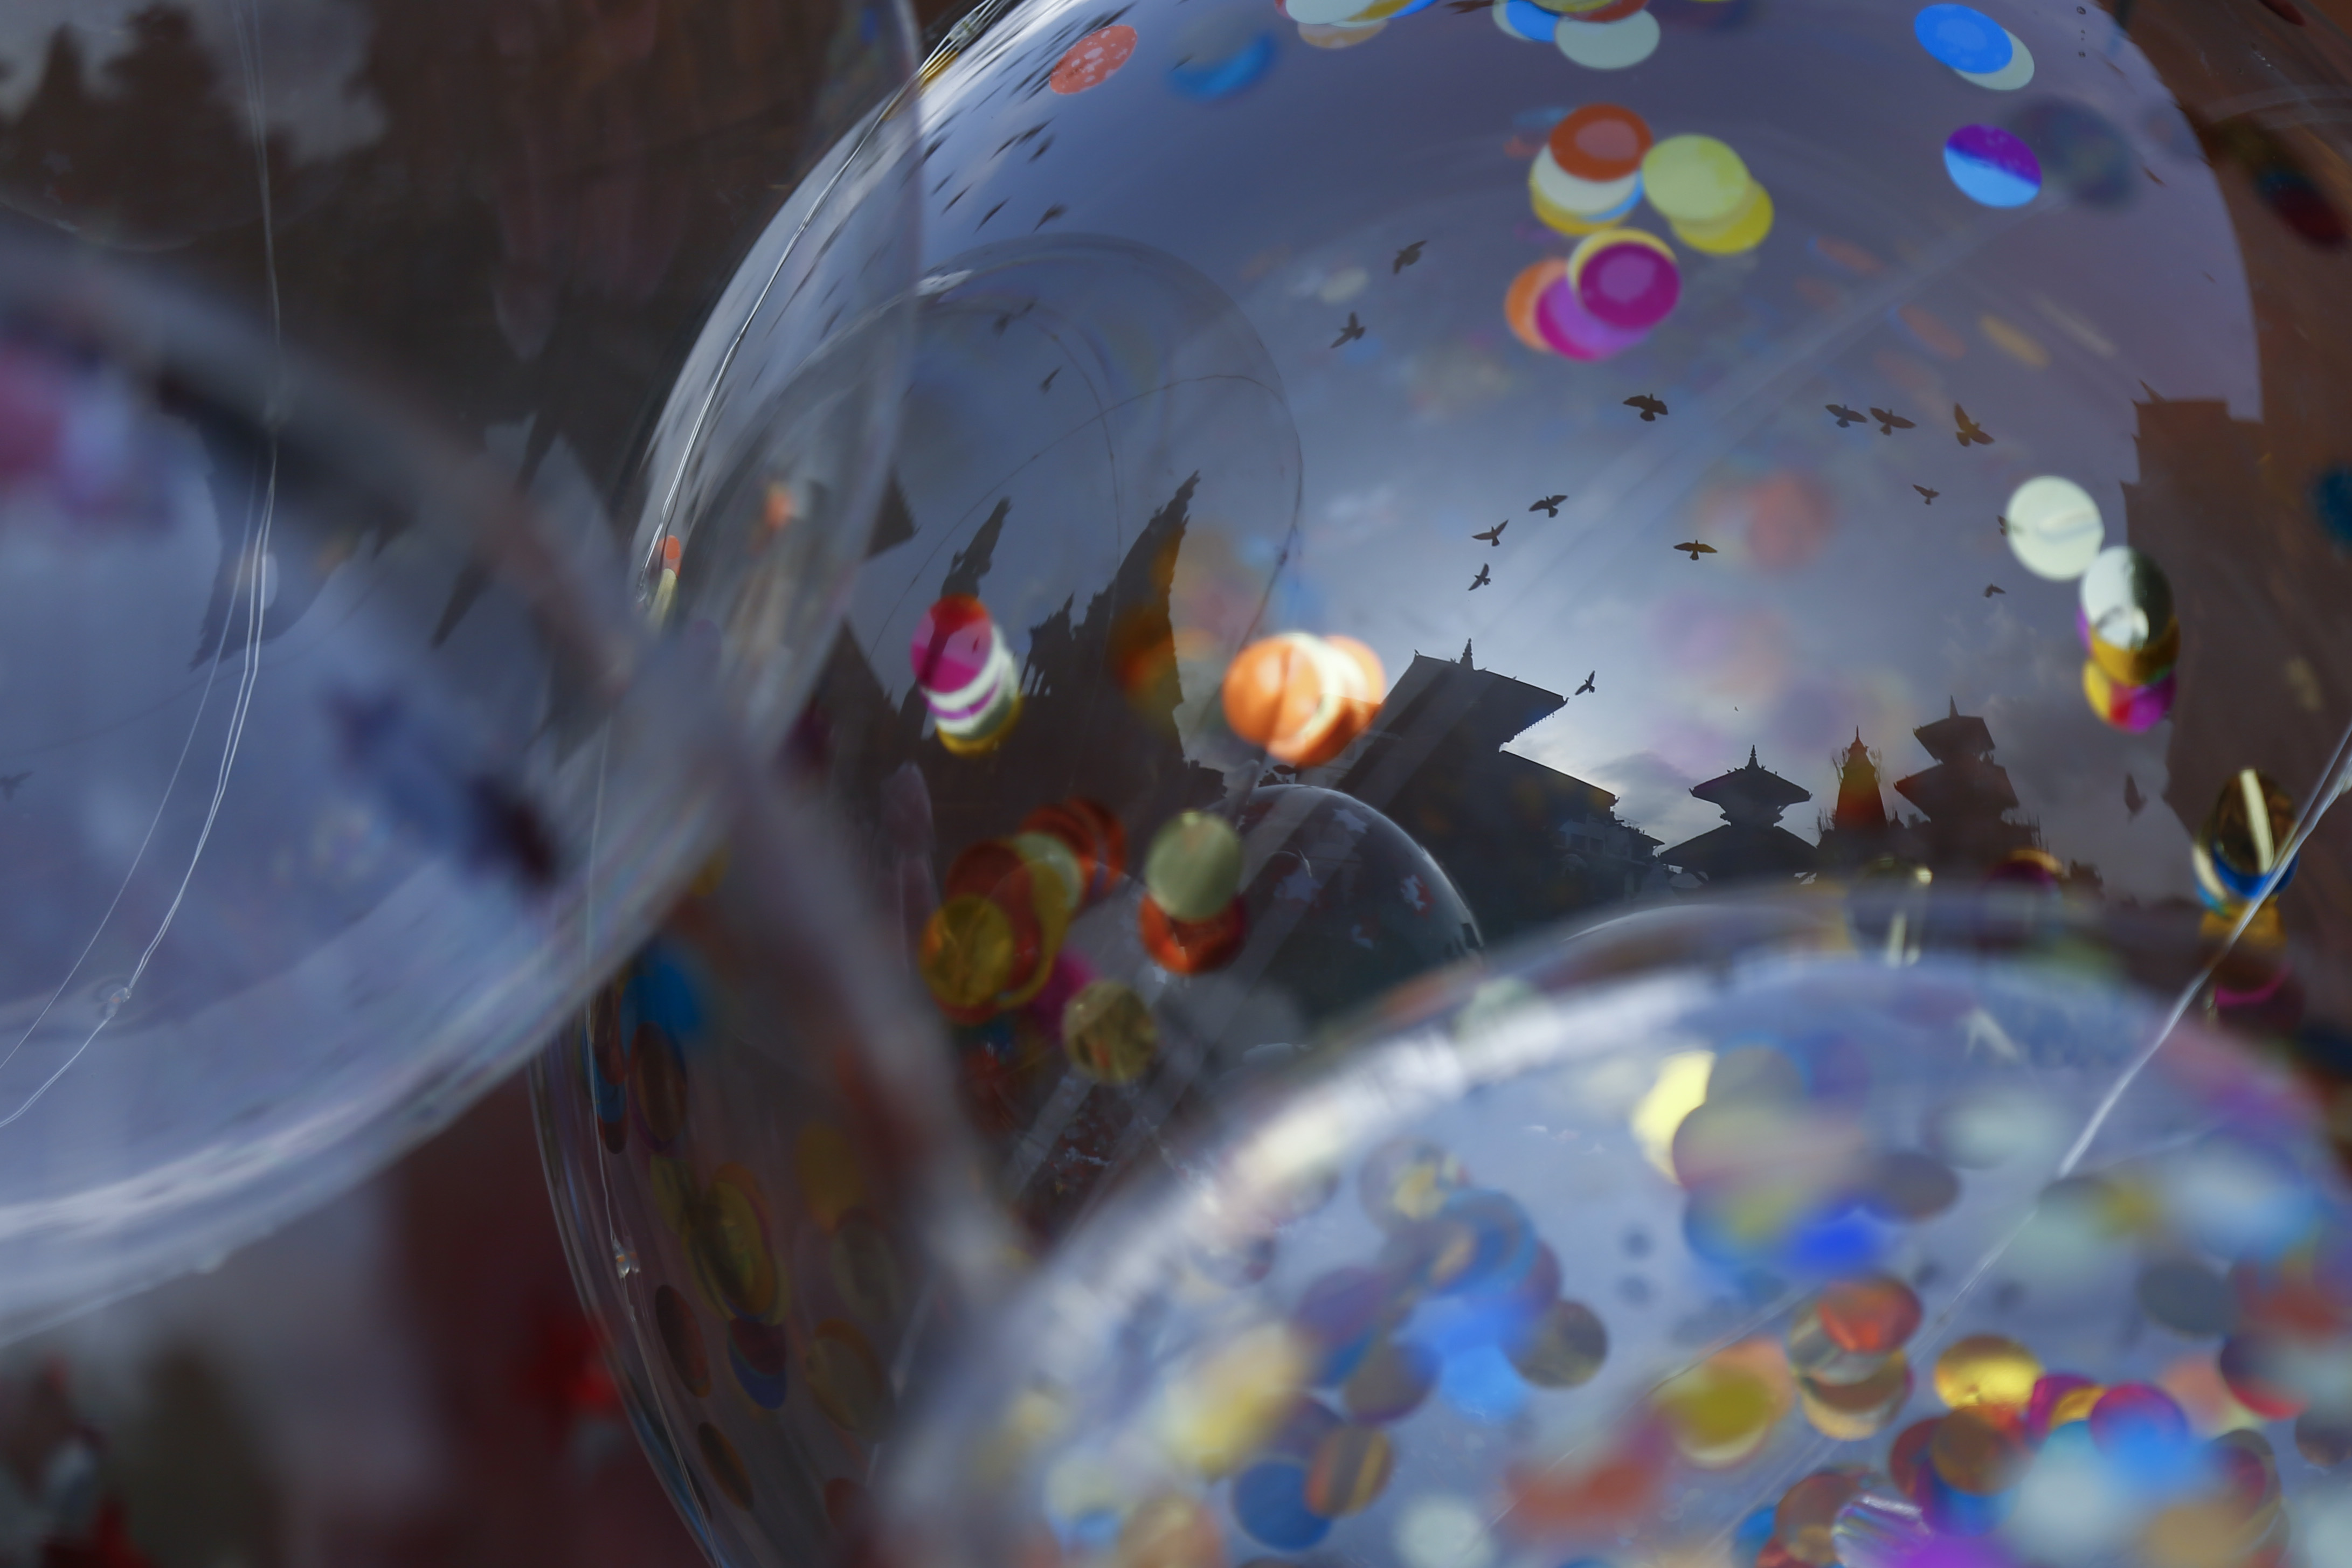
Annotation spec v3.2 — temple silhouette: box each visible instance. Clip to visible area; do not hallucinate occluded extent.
[1305,643,1659,945]
[1811,706,2068,880]
[1816,730,1906,872]
[1661,748,1816,882]
[1894,700,2042,869]
[800,474,1226,864]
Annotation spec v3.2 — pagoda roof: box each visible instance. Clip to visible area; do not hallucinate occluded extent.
[1691,747,1813,822]
[1914,698,1996,764]
[1662,821,1818,880]
[1894,758,2021,818]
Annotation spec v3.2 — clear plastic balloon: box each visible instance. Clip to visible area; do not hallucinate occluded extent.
[0,228,771,1337]
[539,0,2352,1549]
[883,897,2352,1568]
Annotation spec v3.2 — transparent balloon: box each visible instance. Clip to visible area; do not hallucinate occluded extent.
[885,898,2352,1568]
[0,230,746,1337]
[539,0,2352,1550]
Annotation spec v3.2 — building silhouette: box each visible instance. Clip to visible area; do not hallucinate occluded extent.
[800,474,1227,865]
[1816,730,1914,871]
[1306,644,1657,946]
[2096,2,2352,1017]
[1892,700,2042,872]
[1662,748,1817,882]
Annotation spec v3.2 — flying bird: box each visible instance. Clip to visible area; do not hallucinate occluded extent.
[1673,540,1717,560]
[1827,404,1867,428]
[1394,241,1426,273]
[1575,671,1596,696]
[1469,562,1492,589]
[1034,204,1068,230]
[1473,521,1507,545]
[1872,407,1916,435]
[1984,583,2005,596]
[1914,485,1939,504]
[1625,393,1667,421]
[0,772,25,801]
[1333,312,1365,348]
[1996,515,2010,535]
[1530,494,1566,517]
[2125,773,2146,818]
[1040,367,1060,392]
[1954,405,1994,446]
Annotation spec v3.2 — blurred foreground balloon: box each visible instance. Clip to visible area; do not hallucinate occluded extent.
[0,225,746,1341]
[884,898,2352,1568]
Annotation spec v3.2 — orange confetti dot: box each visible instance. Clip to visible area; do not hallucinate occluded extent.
[1818,1275,1923,1354]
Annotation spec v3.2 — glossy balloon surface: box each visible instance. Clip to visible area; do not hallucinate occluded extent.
[537,0,2352,1554]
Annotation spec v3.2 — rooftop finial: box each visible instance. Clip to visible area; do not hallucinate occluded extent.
[1949,696,1960,719]
[1461,639,1474,668]
[1747,744,1759,768]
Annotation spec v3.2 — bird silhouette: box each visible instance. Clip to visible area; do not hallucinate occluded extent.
[1333,312,1365,348]
[1394,241,1426,274]
[1034,204,1068,230]
[1040,367,1060,392]
[1996,515,2010,535]
[1827,404,1866,428]
[0,771,26,801]
[1871,407,1916,435]
[1673,540,1717,560]
[1473,521,1507,545]
[1469,562,1492,589]
[1984,583,2005,597]
[2125,773,2146,818]
[1954,405,1994,446]
[1574,671,1596,696]
[1914,485,1939,504]
[1529,494,1566,517]
[1625,393,1667,420]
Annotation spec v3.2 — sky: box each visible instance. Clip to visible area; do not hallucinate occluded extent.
[865,0,2261,897]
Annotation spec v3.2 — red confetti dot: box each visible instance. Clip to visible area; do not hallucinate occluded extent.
[1051,25,1138,94]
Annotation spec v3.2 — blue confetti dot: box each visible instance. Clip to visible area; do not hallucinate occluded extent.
[1439,1341,1531,1421]
[1232,1460,1330,1550]
[1732,1507,1776,1568]
[1915,4,2012,72]
[1502,0,1559,40]
[1169,32,1276,100]
[1945,123,2043,207]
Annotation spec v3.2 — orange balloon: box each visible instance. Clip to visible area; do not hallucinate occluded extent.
[1506,260,1568,355]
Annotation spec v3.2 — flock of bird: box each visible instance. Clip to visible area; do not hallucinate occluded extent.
[1324,260,2014,670]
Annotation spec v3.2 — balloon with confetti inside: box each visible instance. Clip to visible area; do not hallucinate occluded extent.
[882,901,2352,1568]
[542,0,2352,1547]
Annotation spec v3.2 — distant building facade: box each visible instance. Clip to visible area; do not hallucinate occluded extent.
[1309,646,1658,945]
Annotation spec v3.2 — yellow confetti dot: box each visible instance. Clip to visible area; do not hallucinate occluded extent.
[1980,313,2051,369]
[1642,135,1752,225]
[795,1123,868,1231]
[1063,980,1159,1085]
[1157,1324,1310,1475]
[920,895,1016,1012]
[1934,1334,2042,1410]
[1631,1050,1714,1180]
[1657,1340,1790,1467]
